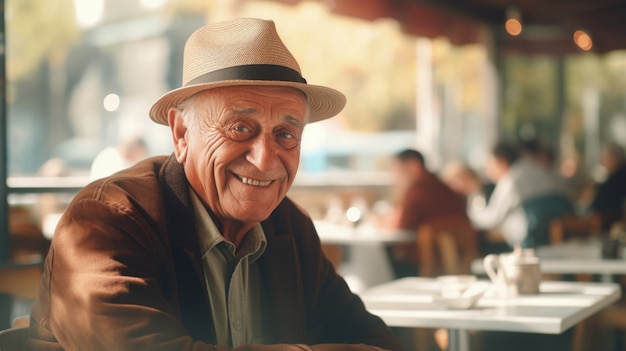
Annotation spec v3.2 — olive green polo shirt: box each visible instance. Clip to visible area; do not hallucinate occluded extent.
[190,189,267,347]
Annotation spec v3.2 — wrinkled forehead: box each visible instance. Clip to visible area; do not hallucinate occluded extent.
[181,85,310,121]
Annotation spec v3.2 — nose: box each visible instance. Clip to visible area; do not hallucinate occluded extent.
[246,134,281,172]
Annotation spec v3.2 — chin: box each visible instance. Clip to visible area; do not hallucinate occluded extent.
[237,207,274,222]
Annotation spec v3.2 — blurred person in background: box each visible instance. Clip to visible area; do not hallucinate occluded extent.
[441,160,495,210]
[468,141,571,248]
[88,135,149,181]
[28,18,401,351]
[589,141,626,230]
[376,149,469,278]
[441,161,506,254]
[518,138,557,171]
[559,150,595,211]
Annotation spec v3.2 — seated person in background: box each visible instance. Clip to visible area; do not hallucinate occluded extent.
[28,18,401,351]
[377,149,469,278]
[441,161,506,255]
[559,150,596,209]
[518,138,556,171]
[89,135,149,181]
[441,160,495,211]
[519,138,584,203]
[589,141,626,230]
[468,141,571,248]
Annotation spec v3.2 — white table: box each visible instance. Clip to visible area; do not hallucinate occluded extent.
[359,277,622,351]
[314,220,414,291]
[314,220,414,245]
[471,240,626,282]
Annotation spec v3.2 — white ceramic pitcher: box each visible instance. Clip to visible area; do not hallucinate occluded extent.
[483,248,541,297]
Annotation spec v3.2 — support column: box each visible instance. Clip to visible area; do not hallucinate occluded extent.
[0,0,9,263]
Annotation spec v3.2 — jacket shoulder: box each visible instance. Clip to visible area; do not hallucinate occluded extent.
[62,156,173,239]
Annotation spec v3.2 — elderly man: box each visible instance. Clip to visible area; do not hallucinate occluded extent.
[27,18,401,351]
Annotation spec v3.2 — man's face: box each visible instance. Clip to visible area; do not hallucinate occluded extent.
[169,85,307,227]
[391,159,417,188]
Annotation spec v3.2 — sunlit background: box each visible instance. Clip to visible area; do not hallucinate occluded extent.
[4,0,626,219]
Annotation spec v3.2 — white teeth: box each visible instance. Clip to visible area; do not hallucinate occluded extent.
[240,176,272,187]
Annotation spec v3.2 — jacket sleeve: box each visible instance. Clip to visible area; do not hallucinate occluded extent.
[29,196,231,351]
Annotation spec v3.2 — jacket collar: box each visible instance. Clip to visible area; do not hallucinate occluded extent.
[159,155,215,342]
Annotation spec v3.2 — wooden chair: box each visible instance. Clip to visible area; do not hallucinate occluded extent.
[0,263,42,331]
[417,215,478,277]
[546,212,602,283]
[415,216,479,350]
[0,326,29,351]
[10,316,30,329]
[9,206,50,263]
[572,296,626,351]
[0,263,42,301]
[549,213,622,351]
[549,212,602,244]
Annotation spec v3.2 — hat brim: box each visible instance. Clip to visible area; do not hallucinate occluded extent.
[149,80,346,125]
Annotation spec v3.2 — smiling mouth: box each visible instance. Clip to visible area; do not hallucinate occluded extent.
[237,175,273,187]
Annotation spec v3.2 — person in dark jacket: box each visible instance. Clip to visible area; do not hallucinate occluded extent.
[590,142,626,230]
[28,18,401,351]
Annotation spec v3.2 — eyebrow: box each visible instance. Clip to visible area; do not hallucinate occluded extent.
[284,115,304,128]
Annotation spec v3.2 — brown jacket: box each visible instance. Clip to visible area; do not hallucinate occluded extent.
[28,155,401,351]
[396,171,468,230]
[393,171,470,265]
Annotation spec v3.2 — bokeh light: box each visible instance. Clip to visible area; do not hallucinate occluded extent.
[103,93,120,112]
[574,30,593,51]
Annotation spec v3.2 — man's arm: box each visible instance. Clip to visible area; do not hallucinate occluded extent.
[30,197,232,351]
[468,176,519,231]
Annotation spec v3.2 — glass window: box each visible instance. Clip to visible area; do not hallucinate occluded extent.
[501,50,626,182]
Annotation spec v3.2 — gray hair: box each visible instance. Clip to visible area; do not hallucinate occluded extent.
[176,93,203,130]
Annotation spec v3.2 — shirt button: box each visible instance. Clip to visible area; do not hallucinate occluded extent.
[232,320,241,330]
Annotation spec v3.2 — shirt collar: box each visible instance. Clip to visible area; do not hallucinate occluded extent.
[189,187,266,262]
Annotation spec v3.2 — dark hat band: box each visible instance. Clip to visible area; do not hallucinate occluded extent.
[186,64,307,86]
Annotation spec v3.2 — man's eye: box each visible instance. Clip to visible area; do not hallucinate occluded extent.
[277,131,294,139]
[276,130,300,149]
[233,125,251,133]
[227,123,255,141]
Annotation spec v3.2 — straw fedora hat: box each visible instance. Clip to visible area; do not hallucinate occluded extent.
[149,18,346,125]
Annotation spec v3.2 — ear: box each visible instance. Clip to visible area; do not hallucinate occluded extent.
[168,108,188,163]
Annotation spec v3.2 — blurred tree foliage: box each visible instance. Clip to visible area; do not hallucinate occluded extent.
[565,52,626,148]
[6,0,79,82]
[239,1,418,132]
[501,55,559,143]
